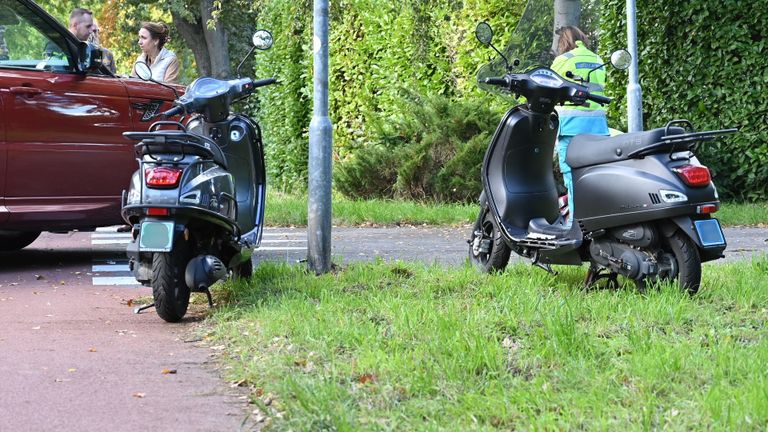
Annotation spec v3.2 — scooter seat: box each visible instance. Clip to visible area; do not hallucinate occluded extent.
[126,130,228,169]
[566,126,685,169]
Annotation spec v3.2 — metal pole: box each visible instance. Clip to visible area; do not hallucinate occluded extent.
[308,0,333,274]
[626,0,643,132]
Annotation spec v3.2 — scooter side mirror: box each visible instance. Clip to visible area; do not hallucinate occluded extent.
[252,30,273,50]
[134,61,152,81]
[610,49,631,70]
[475,22,493,46]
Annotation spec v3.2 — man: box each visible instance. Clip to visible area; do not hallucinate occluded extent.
[89,18,117,74]
[43,8,93,59]
[68,8,94,42]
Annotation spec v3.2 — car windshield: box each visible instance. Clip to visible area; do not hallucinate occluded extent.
[477,0,603,93]
[0,3,74,72]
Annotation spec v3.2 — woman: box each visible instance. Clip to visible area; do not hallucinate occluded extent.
[550,26,609,226]
[134,21,179,83]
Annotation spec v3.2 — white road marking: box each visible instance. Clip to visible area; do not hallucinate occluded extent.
[92,239,131,245]
[92,276,140,286]
[92,264,131,272]
[260,239,307,243]
[91,233,132,238]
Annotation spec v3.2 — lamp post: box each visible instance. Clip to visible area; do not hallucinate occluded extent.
[626,0,643,132]
[307,0,333,274]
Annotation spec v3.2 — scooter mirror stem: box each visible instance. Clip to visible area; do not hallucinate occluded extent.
[235,46,257,78]
[585,61,609,84]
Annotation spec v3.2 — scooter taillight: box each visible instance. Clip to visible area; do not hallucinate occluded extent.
[672,165,711,187]
[145,166,183,188]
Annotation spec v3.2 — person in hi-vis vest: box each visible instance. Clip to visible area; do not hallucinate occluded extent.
[551,26,609,226]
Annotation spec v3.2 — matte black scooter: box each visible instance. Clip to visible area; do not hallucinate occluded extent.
[121,31,276,322]
[467,23,736,292]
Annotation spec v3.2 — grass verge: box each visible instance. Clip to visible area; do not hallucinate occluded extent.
[266,192,767,227]
[207,257,768,430]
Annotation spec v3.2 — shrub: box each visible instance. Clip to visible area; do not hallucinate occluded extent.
[335,92,501,202]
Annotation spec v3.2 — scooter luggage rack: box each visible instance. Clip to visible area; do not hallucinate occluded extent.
[125,121,228,168]
[627,120,737,159]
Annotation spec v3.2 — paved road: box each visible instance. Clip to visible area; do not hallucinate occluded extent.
[0,225,765,430]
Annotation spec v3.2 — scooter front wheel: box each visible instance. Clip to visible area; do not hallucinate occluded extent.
[468,208,511,273]
[151,249,191,322]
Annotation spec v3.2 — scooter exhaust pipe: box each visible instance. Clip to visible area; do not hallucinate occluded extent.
[185,255,227,292]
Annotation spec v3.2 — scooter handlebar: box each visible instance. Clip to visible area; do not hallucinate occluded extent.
[160,105,184,118]
[587,93,612,105]
[481,76,510,88]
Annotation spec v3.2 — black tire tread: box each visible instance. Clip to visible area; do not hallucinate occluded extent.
[151,250,190,322]
[0,231,41,251]
[666,230,701,294]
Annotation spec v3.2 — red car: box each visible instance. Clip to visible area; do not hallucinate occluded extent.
[0,0,179,250]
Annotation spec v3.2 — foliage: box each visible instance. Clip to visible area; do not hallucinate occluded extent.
[253,0,524,192]
[600,0,768,200]
[335,92,500,202]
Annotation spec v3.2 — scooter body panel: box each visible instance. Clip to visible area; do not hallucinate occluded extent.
[482,106,560,232]
[572,153,719,232]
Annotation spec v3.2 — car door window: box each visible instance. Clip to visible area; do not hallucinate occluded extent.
[0,4,75,73]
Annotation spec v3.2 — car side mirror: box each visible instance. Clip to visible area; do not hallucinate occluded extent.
[78,42,104,73]
[134,61,153,81]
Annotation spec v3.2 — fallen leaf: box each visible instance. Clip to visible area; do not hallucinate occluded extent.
[59,281,66,285]
[35,275,45,280]
[31,326,41,330]
[161,369,177,375]
[231,379,249,388]
[357,373,377,385]
[68,368,77,373]
[132,392,146,398]
[89,348,97,353]
[126,299,134,307]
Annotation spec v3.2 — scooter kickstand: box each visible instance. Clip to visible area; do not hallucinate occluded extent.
[531,251,557,275]
[204,289,214,308]
[134,303,155,314]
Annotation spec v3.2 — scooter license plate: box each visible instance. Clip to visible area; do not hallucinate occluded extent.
[694,219,726,247]
[138,221,175,252]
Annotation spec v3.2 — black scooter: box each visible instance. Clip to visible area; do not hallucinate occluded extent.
[467,22,736,292]
[121,30,276,322]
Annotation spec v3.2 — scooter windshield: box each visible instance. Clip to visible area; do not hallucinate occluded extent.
[477,0,602,94]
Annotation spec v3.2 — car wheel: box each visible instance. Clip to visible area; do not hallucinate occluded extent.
[0,231,41,251]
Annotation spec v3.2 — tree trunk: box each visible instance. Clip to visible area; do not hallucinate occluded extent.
[553,0,581,54]
[171,10,211,77]
[200,0,230,79]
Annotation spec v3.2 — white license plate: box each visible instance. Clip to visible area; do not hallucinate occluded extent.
[138,221,175,252]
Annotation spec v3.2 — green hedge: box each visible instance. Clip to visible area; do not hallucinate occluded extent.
[251,0,524,193]
[600,0,768,200]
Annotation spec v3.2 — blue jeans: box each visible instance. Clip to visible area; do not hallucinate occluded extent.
[556,136,574,227]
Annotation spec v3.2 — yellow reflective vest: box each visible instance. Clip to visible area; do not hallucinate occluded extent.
[551,40,606,112]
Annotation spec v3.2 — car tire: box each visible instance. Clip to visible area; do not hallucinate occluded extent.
[0,231,41,251]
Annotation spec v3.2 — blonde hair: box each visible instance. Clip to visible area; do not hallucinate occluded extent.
[556,26,590,55]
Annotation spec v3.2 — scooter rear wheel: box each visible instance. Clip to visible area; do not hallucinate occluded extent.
[469,209,511,273]
[151,248,191,323]
[660,230,702,294]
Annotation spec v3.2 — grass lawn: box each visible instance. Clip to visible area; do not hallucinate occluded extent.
[206,257,768,430]
[266,192,768,227]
